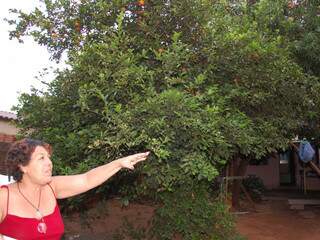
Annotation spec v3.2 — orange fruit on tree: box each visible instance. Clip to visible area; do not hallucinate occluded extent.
[75,20,81,32]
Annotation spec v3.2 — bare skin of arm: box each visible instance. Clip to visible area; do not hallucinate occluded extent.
[52,152,149,199]
[0,187,6,222]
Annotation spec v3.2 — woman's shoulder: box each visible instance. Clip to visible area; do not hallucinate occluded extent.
[0,182,16,191]
[0,182,17,208]
[0,184,11,196]
[0,182,15,203]
[0,185,9,222]
[0,185,8,198]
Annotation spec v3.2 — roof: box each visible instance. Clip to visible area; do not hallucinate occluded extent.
[0,111,17,120]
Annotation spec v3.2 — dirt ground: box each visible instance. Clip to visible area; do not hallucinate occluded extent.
[63,192,320,240]
[236,192,320,240]
[63,198,155,240]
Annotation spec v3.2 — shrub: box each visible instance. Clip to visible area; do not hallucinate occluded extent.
[151,181,243,240]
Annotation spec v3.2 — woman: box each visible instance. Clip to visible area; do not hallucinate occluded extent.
[0,138,149,239]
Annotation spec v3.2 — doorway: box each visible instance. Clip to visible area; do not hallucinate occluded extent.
[279,150,296,185]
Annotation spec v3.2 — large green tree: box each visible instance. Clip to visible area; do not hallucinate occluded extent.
[251,0,320,141]
[8,0,320,237]
[189,1,320,207]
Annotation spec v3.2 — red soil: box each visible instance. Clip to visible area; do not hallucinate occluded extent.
[63,198,155,239]
[236,199,320,240]
[63,197,320,240]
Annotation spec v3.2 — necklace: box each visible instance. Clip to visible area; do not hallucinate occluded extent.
[17,183,47,234]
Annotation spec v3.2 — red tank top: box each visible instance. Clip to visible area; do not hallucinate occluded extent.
[0,185,64,239]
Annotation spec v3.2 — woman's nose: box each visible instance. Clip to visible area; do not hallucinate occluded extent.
[46,157,52,165]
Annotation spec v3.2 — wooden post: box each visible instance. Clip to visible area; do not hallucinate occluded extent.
[230,158,234,177]
[304,163,307,195]
[289,141,299,152]
[225,166,229,200]
[309,161,320,176]
[240,183,256,211]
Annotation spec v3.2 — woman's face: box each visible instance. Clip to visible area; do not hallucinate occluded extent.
[20,146,53,185]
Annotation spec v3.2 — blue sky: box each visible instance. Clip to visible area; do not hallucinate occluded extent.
[0,0,64,112]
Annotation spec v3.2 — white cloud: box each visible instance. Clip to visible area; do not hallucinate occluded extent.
[0,0,65,112]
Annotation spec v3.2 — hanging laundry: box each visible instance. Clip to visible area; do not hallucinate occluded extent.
[299,140,315,163]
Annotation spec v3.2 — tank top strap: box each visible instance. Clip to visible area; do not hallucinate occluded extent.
[47,183,57,198]
[0,185,9,216]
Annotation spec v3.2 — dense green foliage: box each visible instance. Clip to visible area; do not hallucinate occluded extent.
[151,183,244,240]
[252,0,320,139]
[7,0,320,238]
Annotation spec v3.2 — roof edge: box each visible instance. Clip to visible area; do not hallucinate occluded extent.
[0,111,17,120]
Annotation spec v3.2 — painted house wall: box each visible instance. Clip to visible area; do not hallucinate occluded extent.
[246,151,320,191]
[246,156,280,189]
[0,117,18,174]
[0,119,18,135]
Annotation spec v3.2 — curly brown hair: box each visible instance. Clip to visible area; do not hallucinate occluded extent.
[6,138,52,182]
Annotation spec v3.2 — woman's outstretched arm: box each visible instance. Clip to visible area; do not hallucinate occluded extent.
[51,152,149,199]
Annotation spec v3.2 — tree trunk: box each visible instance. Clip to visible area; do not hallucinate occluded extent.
[246,0,258,15]
[231,155,249,209]
[247,0,258,6]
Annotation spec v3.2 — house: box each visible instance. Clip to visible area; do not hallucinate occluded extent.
[0,111,18,175]
[246,144,320,191]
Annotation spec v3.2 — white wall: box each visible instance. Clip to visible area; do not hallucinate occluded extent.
[0,174,14,185]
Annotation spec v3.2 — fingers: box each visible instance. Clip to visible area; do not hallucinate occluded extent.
[130,152,150,165]
[128,165,134,170]
[136,152,150,162]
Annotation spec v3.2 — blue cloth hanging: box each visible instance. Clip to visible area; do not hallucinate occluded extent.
[299,140,315,163]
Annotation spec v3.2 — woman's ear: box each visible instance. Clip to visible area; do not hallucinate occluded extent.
[19,164,27,174]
